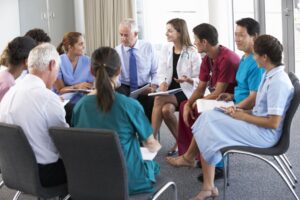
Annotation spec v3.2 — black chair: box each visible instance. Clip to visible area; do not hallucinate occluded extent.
[0,122,67,200]
[221,72,300,200]
[49,127,177,200]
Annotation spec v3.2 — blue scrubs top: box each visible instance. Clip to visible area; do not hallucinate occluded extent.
[234,53,264,103]
[57,54,94,86]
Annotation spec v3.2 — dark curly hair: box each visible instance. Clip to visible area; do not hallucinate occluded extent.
[25,28,51,43]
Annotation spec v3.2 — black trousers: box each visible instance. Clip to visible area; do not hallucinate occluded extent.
[116,84,154,122]
[38,159,67,187]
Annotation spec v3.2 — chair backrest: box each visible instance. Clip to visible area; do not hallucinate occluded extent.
[49,127,129,200]
[275,72,300,153]
[0,122,42,194]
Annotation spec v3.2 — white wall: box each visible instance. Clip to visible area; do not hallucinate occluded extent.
[0,0,20,53]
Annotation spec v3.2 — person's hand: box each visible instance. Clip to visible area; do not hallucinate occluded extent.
[183,103,195,127]
[174,75,192,84]
[141,85,157,95]
[217,93,233,102]
[227,107,246,120]
[73,82,93,90]
[143,135,162,153]
[159,82,168,92]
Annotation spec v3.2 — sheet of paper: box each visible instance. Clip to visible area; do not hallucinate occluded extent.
[64,88,93,93]
[196,99,234,113]
[130,84,150,99]
[140,147,157,160]
[148,88,182,96]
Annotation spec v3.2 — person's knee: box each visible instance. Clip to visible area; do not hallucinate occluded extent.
[162,104,175,118]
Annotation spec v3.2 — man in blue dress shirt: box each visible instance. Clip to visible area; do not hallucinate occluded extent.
[115,18,159,121]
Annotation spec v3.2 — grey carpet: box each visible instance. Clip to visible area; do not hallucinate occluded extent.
[1,108,300,200]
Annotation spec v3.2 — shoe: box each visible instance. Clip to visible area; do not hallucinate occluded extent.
[197,167,224,182]
[189,187,219,200]
[166,150,178,156]
[166,155,195,168]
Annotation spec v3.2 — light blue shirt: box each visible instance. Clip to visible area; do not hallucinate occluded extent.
[115,40,159,86]
[57,54,94,86]
[234,53,264,103]
[253,65,294,135]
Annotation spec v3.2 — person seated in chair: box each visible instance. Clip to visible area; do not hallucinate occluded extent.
[189,34,294,200]
[167,18,264,182]
[0,43,69,187]
[0,36,37,102]
[115,18,159,122]
[72,47,161,195]
[152,18,201,156]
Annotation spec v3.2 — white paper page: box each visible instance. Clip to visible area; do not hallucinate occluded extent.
[140,147,157,160]
[196,99,234,113]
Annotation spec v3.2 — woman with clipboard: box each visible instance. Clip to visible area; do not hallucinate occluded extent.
[152,18,201,156]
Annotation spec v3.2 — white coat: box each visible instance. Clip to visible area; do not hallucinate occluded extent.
[157,43,201,98]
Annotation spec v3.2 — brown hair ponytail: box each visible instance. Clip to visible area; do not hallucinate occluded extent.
[91,47,121,112]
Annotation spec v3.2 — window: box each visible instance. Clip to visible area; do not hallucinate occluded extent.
[136,0,209,49]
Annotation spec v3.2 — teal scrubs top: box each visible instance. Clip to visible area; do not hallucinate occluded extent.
[234,53,264,103]
[72,92,160,195]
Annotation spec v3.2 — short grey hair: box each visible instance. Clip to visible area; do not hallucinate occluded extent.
[28,43,60,72]
[119,18,139,33]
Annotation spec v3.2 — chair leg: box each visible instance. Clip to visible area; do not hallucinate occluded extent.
[280,154,298,183]
[274,156,296,188]
[13,191,22,200]
[283,154,293,168]
[62,194,71,200]
[223,155,228,200]
[152,181,177,200]
[223,150,299,200]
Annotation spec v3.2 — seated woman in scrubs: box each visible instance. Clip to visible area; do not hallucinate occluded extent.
[189,35,294,200]
[55,32,94,94]
[72,47,161,195]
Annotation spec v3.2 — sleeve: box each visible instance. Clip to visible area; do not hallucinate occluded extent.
[247,64,264,92]
[86,56,94,83]
[217,56,239,83]
[149,44,159,85]
[267,78,294,116]
[189,48,201,87]
[45,93,69,128]
[199,56,211,82]
[156,44,169,85]
[57,63,63,80]
[127,100,153,141]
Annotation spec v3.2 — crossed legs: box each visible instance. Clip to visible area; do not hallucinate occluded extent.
[152,95,178,151]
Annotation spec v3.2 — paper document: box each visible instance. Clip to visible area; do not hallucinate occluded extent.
[196,99,234,113]
[64,88,93,93]
[148,88,182,96]
[140,147,158,160]
[130,84,150,99]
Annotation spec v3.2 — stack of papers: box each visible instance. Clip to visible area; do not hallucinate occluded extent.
[140,147,157,160]
[148,88,182,96]
[196,99,234,113]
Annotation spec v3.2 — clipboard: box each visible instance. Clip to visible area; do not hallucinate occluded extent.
[148,88,182,96]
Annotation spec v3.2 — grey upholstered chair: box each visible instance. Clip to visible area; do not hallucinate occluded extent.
[0,122,68,200]
[221,72,300,200]
[49,127,177,200]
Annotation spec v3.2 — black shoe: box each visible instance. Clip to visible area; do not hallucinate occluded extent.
[197,167,224,182]
[166,150,178,156]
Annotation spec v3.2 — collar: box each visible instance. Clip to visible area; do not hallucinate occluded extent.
[124,40,140,52]
[24,74,47,88]
[265,65,285,79]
